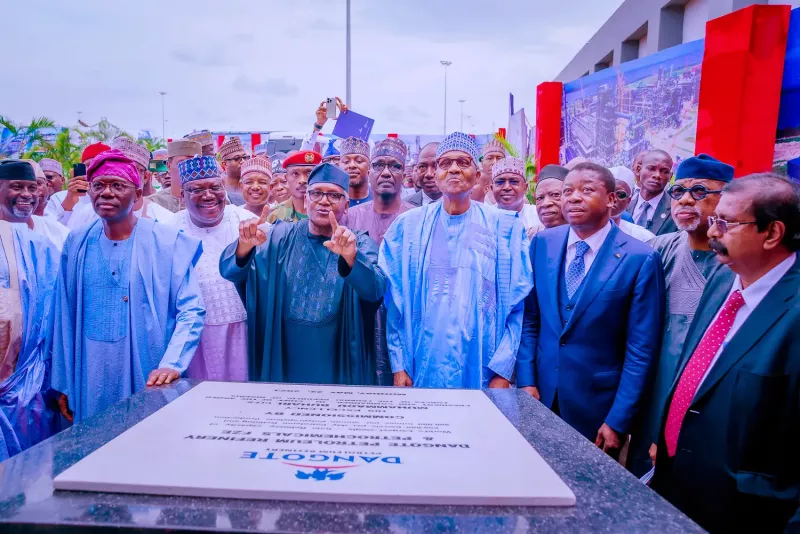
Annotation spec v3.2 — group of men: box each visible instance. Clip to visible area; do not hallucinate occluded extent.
[0,112,798,531]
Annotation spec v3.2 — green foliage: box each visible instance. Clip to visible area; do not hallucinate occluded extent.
[138,137,166,153]
[493,133,538,203]
[0,116,56,158]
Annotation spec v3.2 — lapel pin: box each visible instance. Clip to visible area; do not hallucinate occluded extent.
[615,253,621,258]
[661,213,667,219]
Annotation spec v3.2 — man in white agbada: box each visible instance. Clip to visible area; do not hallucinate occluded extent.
[609,166,655,243]
[67,137,174,229]
[171,155,256,381]
[16,160,70,251]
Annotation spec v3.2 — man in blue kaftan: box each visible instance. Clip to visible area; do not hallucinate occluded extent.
[0,160,60,461]
[379,133,532,389]
[51,149,205,424]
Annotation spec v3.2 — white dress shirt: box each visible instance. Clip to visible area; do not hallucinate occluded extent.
[565,221,612,276]
[519,203,542,231]
[422,191,439,205]
[632,191,664,224]
[619,219,655,243]
[698,252,797,387]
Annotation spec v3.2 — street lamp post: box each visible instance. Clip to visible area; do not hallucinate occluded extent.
[346,0,352,107]
[440,60,452,135]
[458,99,466,131]
[158,91,167,140]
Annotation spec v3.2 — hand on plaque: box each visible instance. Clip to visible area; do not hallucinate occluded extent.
[488,376,511,388]
[147,368,180,387]
[393,371,413,387]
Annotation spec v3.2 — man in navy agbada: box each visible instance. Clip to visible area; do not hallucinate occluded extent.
[516,162,665,458]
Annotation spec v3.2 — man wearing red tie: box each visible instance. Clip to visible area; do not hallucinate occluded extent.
[651,173,800,533]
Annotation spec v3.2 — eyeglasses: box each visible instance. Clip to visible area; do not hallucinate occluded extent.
[615,190,630,200]
[185,185,225,196]
[493,178,523,187]
[371,161,404,174]
[225,155,251,164]
[90,181,136,194]
[308,190,346,204]
[708,216,758,234]
[436,156,474,170]
[669,184,724,201]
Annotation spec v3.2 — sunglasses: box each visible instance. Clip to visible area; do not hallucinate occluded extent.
[615,190,630,200]
[668,184,724,201]
[436,156,474,170]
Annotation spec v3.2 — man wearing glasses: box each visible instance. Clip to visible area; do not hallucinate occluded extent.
[221,163,385,386]
[171,155,256,383]
[52,149,205,425]
[608,166,655,243]
[491,156,541,234]
[380,132,532,390]
[629,154,736,478]
[219,137,251,207]
[346,138,415,386]
[652,173,800,533]
[407,142,442,207]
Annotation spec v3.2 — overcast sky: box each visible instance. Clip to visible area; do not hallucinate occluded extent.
[3,0,624,137]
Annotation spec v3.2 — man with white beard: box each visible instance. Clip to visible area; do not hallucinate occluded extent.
[629,154,737,477]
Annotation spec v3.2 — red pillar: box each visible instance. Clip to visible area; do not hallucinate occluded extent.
[535,82,563,173]
[251,133,262,153]
[217,135,225,150]
[695,5,791,176]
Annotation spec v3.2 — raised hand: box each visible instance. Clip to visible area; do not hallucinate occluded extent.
[236,204,270,258]
[322,211,357,267]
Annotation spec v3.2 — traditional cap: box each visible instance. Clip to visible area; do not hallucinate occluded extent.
[436,132,480,166]
[283,150,322,169]
[168,139,202,159]
[186,130,215,148]
[39,158,63,176]
[178,155,221,185]
[87,149,140,187]
[152,148,168,161]
[609,166,636,190]
[481,139,507,159]
[253,142,269,156]
[308,163,349,192]
[676,153,734,183]
[21,159,46,180]
[219,136,248,160]
[372,138,408,162]
[241,156,273,179]
[271,153,288,174]
[0,160,36,181]
[339,136,370,157]
[537,164,569,182]
[323,141,340,159]
[81,142,110,163]
[492,157,525,180]
[111,137,150,169]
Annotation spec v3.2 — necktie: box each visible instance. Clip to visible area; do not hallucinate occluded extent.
[636,201,651,227]
[664,290,746,457]
[565,241,590,299]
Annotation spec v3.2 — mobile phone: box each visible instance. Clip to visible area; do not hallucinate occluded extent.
[73,163,88,193]
[326,98,338,120]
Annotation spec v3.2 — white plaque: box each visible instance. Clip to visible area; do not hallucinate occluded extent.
[54,382,576,506]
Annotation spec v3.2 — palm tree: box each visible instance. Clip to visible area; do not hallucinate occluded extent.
[81,118,131,144]
[138,137,166,152]
[0,116,56,158]
[39,128,82,175]
[494,133,537,203]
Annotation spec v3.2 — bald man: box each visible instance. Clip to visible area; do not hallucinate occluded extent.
[627,150,677,236]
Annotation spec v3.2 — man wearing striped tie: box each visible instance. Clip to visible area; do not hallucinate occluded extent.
[651,173,800,533]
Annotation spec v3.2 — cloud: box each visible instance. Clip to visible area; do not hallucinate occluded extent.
[170,48,234,67]
[232,76,299,97]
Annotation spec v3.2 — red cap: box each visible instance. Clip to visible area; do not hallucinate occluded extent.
[282,150,322,169]
[81,142,111,163]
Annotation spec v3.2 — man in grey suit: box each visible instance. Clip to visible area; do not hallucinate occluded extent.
[627,150,677,236]
[407,142,441,207]
[651,173,800,533]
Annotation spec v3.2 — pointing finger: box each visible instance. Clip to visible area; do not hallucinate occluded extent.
[329,211,339,231]
[258,206,270,225]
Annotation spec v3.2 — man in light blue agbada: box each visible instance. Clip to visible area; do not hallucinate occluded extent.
[51,150,205,424]
[0,160,60,461]
[379,132,532,389]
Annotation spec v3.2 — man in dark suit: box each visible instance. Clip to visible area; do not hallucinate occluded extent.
[517,162,665,458]
[406,142,441,207]
[627,150,677,236]
[652,173,800,533]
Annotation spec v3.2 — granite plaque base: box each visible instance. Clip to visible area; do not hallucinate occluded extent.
[53,382,576,506]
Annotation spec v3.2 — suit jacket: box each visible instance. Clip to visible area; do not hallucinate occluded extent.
[407,191,423,207]
[627,192,677,236]
[653,256,800,533]
[516,223,665,439]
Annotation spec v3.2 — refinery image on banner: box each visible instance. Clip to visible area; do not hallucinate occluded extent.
[561,39,704,169]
